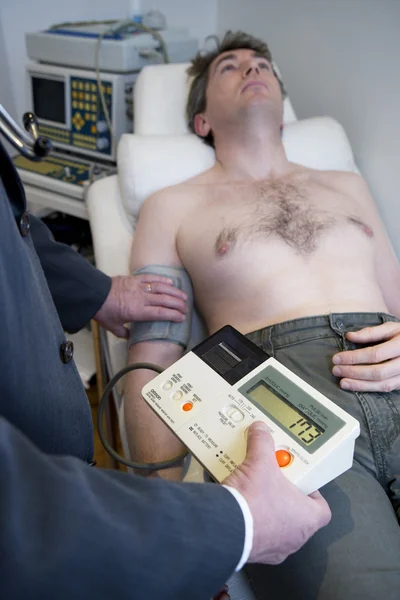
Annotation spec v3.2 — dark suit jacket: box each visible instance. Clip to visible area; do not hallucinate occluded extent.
[0,142,245,599]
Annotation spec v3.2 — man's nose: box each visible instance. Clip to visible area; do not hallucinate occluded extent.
[243,64,260,77]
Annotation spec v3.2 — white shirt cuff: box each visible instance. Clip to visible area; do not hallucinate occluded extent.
[222,485,254,571]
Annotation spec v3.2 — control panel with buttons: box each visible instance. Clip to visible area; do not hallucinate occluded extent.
[13,153,112,188]
[142,325,360,495]
[70,76,112,155]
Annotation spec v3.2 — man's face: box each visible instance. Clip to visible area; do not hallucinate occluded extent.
[195,48,283,139]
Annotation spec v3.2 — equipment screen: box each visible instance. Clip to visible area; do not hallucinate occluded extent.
[247,381,324,447]
[32,76,66,124]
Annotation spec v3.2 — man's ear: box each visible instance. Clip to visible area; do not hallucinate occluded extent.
[194,113,211,138]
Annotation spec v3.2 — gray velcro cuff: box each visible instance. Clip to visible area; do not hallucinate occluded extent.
[129,265,193,349]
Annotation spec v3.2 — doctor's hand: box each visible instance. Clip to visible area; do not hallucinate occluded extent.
[94,274,188,338]
[332,321,400,392]
[224,423,331,565]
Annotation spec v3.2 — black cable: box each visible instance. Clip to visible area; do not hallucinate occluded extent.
[97,362,188,470]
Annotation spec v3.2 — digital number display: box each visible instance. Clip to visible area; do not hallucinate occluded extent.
[247,381,324,446]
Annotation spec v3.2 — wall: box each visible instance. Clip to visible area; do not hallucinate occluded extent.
[218,0,400,257]
[0,0,217,130]
[0,14,16,154]
[140,0,217,44]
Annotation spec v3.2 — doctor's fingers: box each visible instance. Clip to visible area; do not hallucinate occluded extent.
[136,275,188,300]
[142,306,187,322]
[145,290,188,313]
[140,280,188,301]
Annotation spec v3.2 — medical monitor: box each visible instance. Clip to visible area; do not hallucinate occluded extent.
[26,62,137,162]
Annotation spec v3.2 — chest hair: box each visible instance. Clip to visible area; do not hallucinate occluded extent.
[215,177,335,257]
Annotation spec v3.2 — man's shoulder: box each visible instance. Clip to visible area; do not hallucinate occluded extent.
[141,170,214,212]
[311,168,368,191]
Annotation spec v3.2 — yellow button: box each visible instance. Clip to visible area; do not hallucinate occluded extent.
[182,402,193,412]
[91,124,97,134]
[275,450,293,468]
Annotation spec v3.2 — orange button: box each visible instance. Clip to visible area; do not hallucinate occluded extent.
[275,449,292,468]
[182,402,193,412]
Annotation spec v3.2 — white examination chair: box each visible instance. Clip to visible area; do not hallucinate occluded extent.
[86,62,358,600]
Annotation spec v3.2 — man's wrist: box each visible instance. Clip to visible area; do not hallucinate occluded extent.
[222,485,254,570]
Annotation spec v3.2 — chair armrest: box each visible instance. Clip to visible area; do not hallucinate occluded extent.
[86,174,133,277]
[87,174,133,392]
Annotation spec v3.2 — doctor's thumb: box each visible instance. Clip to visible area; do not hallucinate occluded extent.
[244,422,276,466]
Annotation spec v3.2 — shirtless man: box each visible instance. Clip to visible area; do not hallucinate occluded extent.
[125,31,400,599]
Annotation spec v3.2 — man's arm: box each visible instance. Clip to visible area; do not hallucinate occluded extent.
[30,214,112,332]
[352,174,400,317]
[124,190,188,479]
[0,416,245,600]
[332,173,400,391]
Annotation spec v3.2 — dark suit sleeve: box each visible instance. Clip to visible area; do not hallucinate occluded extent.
[30,214,112,332]
[0,417,245,600]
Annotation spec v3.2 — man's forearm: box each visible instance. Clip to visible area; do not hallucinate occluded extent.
[124,340,187,480]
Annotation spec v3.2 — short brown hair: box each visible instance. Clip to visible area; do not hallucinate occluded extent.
[186,30,287,147]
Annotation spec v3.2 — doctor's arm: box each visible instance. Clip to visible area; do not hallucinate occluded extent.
[30,214,188,336]
[30,214,111,332]
[0,416,331,599]
[0,416,245,600]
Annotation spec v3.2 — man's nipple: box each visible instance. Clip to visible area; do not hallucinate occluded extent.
[362,225,374,238]
[215,227,237,258]
[217,243,231,256]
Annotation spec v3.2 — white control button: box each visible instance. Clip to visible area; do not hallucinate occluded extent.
[96,120,108,133]
[162,381,173,391]
[172,391,183,401]
[225,406,245,422]
[96,137,110,150]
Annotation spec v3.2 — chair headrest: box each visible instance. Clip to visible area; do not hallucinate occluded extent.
[118,116,358,221]
[134,62,297,136]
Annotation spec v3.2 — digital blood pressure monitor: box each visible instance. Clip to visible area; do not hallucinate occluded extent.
[142,326,360,494]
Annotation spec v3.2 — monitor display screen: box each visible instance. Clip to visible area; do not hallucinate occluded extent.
[32,76,66,125]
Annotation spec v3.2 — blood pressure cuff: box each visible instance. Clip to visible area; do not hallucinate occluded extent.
[129,265,193,349]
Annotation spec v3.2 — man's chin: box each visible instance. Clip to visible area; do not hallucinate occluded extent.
[239,101,282,124]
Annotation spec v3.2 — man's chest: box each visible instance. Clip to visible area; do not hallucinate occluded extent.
[177,176,373,265]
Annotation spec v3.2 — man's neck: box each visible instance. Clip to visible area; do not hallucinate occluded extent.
[213,127,290,181]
